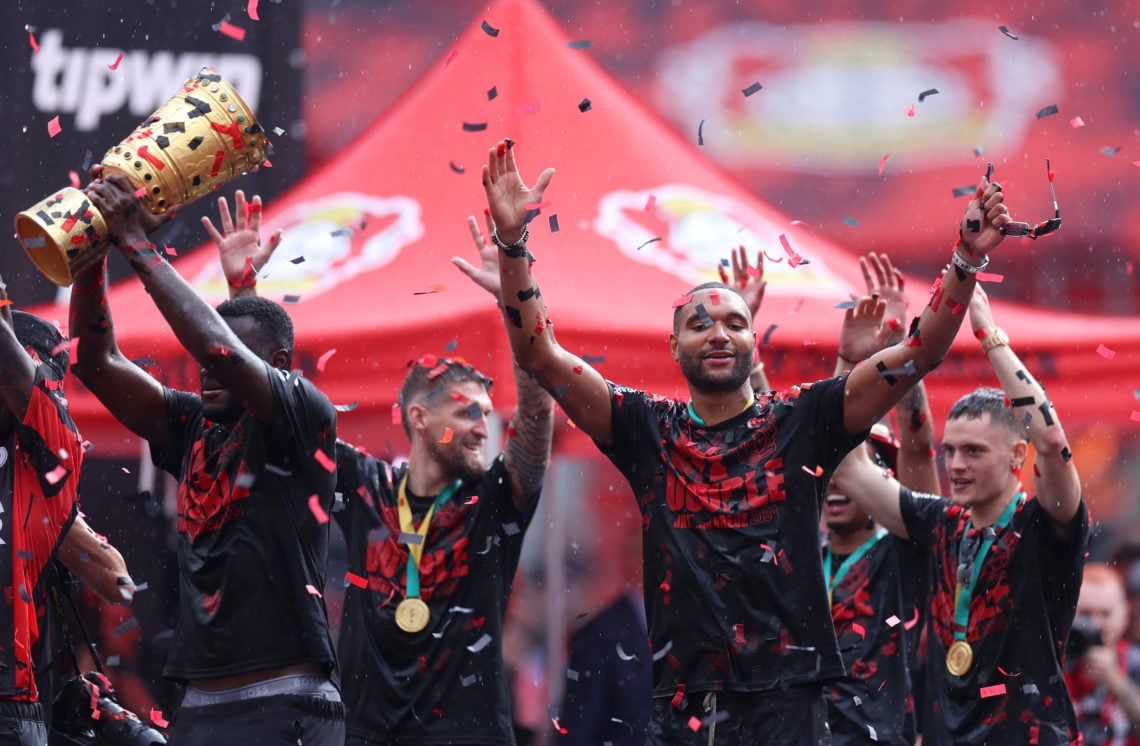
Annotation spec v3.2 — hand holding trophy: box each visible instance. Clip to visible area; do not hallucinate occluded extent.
[15,68,268,286]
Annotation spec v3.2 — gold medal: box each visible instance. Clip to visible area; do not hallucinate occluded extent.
[395,597,430,633]
[946,640,974,677]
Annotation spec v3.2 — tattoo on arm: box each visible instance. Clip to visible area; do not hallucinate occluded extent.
[505,367,554,499]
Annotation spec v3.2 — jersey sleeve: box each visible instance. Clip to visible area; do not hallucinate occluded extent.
[899,485,948,551]
[794,374,869,473]
[150,386,200,477]
[594,382,656,474]
[1037,499,1090,621]
[265,365,337,484]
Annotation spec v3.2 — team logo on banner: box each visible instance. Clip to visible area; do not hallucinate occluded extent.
[191,192,425,303]
[594,184,853,298]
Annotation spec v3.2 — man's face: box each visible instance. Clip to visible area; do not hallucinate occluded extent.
[940,413,1022,511]
[669,289,756,395]
[1077,579,1128,649]
[825,445,874,534]
[199,315,272,423]
[419,380,493,483]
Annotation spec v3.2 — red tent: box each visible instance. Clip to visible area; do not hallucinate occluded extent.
[32,0,1140,457]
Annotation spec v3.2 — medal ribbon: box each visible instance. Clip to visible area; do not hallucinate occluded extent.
[687,397,755,427]
[952,492,1024,642]
[824,528,887,604]
[397,475,462,599]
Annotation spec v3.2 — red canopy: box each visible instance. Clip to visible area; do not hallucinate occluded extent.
[32,0,1140,457]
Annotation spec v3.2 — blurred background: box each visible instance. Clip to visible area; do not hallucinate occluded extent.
[2,0,1138,741]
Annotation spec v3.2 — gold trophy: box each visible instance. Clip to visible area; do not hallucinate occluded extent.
[15,68,268,286]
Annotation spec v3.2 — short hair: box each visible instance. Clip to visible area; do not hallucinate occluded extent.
[11,311,67,382]
[398,356,493,440]
[672,281,744,330]
[947,387,1020,438]
[1084,563,1125,593]
[216,296,294,364]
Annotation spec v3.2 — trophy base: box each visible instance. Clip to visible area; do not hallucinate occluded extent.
[15,187,111,287]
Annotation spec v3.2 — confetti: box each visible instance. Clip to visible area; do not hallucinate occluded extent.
[313,448,335,472]
[28,27,39,53]
[1101,146,1122,156]
[462,122,488,132]
[345,572,368,588]
[778,234,803,268]
[308,494,330,524]
[742,81,763,97]
[439,427,454,444]
[980,684,1007,698]
[45,465,69,485]
[878,154,890,175]
[305,584,323,598]
[107,53,124,71]
[801,465,824,477]
[150,710,169,728]
[635,237,662,251]
[688,716,702,732]
[481,20,500,37]
[1034,104,1059,120]
[1096,344,1116,359]
[672,294,693,308]
[112,617,140,636]
[317,348,337,372]
[578,98,592,113]
[1069,116,1085,128]
[918,88,939,102]
[998,25,1019,40]
[567,40,592,49]
[449,161,465,174]
[885,615,901,627]
[218,20,246,41]
[47,116,62,138]
[467,633,493,652]
[976,271,1005,283]
[834,301,857,310]
[335,401,359,413]
[761,324,778,346]
[548,214,559,233]
[951,185,976,198]
[903,104,916,117]
[698,118,705,146]
[247,0,260,20]
[842,216,860,228]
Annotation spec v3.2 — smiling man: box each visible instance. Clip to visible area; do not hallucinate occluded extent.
[480,138,1010,745]
[831,286,1086,745]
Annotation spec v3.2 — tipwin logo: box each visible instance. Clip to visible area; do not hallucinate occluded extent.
[191,192,425,303]
[594,184,853,299]
[30,29,263,131]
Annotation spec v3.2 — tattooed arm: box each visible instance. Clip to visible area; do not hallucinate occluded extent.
[453,213,554,510]
[83,174,277,423]
[969,287,1081,532]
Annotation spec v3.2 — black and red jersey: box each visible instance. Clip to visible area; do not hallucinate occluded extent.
[334,444,536,745]
[151,363,337,682]
[0,369,80,702]
[825,534,925,745]
[598,376,866,697]
[900,486,1088,745]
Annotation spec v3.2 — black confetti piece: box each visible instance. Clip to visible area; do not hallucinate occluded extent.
[694,304,712,328]
[1035,104,1059,120]
[698,118,705,146]
[1038,402,1055,426]
[462,122,488,132]
[481,20,499,37]
[113,617,140,636]
[634,237,662,251]
[567,40,592,49]
[466,402,483,420]
[583,354,606,364]
[842,216,860,227]
[548,214,559,233]
[578,98,592,113]
[742,81,763,97]
[487,86,498,101]
[761,324,778,346]
[1061,447,1072,463]
[833,301,858,310]
[876,360,898,385]
[1016,369,1031,383]
[951,185,976,198]
[1101,146,1123,156]
[998,25,1019,40]
[918,88,939,102]
[283,294,301,304]
[1009,396,1035,407]
[289,256,305,265]
[449,161,465,174]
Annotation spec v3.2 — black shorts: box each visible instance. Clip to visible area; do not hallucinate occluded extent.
[168,693,345,745]
[648,685,831,746]
[0,700,45,746]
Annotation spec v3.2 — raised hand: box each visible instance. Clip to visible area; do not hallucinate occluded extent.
[201,190,282,291]
[968,284,997,338]
[859,252,907,344]
[451,211,503,300]
[482,139,555,244]
[838,295,890,365]
[958,170,1011,259]
[731,246,766,320]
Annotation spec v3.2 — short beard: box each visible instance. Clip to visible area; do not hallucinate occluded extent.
[445,448,486,484]
[678,350,752,394]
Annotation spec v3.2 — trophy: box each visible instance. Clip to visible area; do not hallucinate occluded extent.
[14,68,268,286]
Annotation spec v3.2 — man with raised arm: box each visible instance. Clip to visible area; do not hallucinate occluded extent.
[71,174,344,744]
[822,253,939,746]
[480,138,1009,744]
[211,197,555,745]
[831,285,1086,744]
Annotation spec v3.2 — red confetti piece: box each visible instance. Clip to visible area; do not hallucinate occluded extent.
[308,494,329,524]
[218,20,246,41]
[305,584,323,598]
[644,195,657,212]
[552,717,568,735]
[317,348,337,372]
[28,29,39,53]
[778,234,803,268]
[134,187,147,198]
[45,465,69,485]
[1096,344,1116,360]
[313,448,336,472]
[439,428,454,444]
[801,465,824,477]
[107,53,124,70]
[878,154,890,175]
[976,271,1005,283]
[672,294,693,308]
[980,684,1006,698]
[247,0,260,20]
[150,709,169,728]
[734,623,745,644]
[1069,116,1085,128]
[47,116,62,138]
[524,201,551,211]
[572,365,583,374]
[464,495,479,505]
[1127,262,1134,276]
[164,244,178,256]
[445,50,459,66]
[852,622,865,638]
[687,716,702,732]
[996,666,1022,677]
[345,572,368,588]
[68,170,81,188]
[903,104,916,117]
